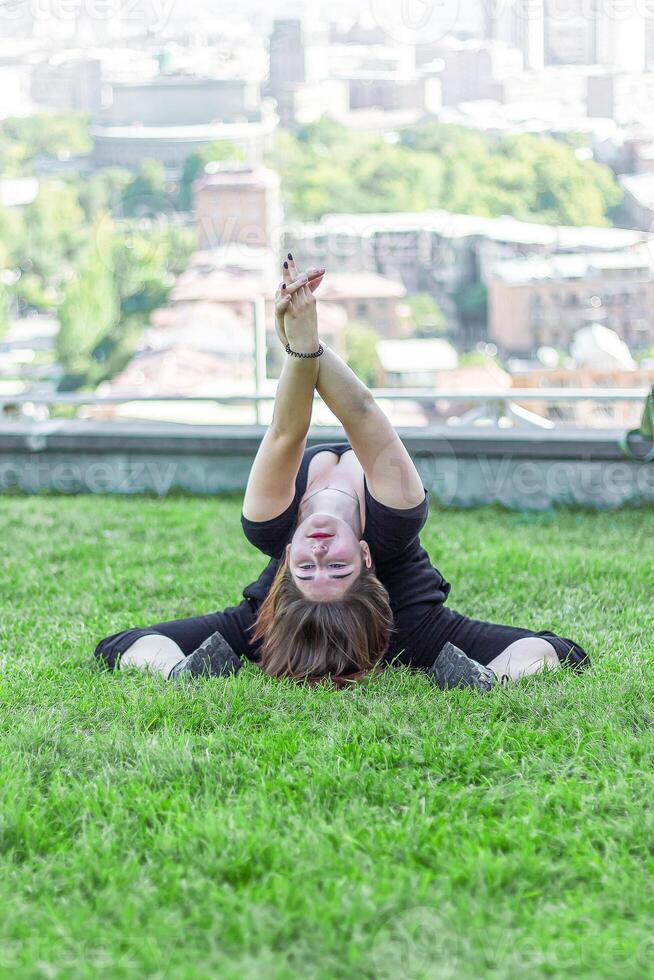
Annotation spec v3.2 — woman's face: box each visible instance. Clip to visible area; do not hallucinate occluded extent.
[287,512,371,601]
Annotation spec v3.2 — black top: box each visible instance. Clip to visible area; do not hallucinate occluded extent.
[239,442,451,663]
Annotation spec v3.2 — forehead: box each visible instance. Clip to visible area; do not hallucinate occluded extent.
[294,576,354,599]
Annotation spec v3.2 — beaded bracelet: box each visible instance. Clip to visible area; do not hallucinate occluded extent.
[285,342,324,359]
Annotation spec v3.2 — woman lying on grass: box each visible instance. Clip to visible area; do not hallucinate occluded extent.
[95,255,589,690]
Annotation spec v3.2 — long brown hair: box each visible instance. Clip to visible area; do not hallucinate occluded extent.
[251,559,393,686]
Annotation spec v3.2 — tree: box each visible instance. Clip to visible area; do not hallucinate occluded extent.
[271,118,622,227]
[0,283,11,340]
[21,182,88,292]
[178,141,245,210]
[406,293,445,338]
[0,113,91,175]
[56,225,119,377]
[121,161,170,217]
[77,168,132,221]
[342,322,380,387]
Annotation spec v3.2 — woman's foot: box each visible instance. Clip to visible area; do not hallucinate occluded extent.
[427,641,499,692]
[168,631,242,680]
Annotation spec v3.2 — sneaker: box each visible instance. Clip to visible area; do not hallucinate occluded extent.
[427,641,497,692]
[168,631,242,680]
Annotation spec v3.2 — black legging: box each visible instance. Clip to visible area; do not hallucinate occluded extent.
[94,597,589,674]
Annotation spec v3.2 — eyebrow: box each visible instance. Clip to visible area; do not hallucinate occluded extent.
[296,572,354,581]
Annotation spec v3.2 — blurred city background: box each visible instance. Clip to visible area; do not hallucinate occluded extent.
[1,0,654,433]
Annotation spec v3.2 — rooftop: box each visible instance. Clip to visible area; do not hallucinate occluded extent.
[377,339,458,373]
[288,209,648,251]
[318,272,407,301]
[490,247,654,284]
[620,172,654,210]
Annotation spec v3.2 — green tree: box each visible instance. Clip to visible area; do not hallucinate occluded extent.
[178,141,245,210]
[121,161,169,217]
[455,283,488,340]
[0,283,11,339]
[56,226,119,377]
[342,321,379,387]
[406,293,445,337]
[77,168,132,221]
[21,182,88,293]
[0,113,91,175]
[272,118,622,227]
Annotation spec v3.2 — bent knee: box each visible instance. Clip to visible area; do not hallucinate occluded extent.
[94,627,158,671]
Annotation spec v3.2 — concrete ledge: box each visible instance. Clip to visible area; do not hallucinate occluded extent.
[1,421,653,510]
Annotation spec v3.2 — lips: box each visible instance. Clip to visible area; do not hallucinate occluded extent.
[308,532,333,539]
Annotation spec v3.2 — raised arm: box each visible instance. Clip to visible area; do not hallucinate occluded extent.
[283,256,425,511]
[242,270,324,522]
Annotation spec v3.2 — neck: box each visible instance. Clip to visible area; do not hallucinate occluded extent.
[299,489,362,536]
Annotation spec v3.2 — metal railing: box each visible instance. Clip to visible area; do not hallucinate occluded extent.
[0,388,648,429]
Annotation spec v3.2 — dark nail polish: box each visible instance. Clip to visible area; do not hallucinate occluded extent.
[282,283,286,289]
[288,253,293,260]
[283,261,288,269]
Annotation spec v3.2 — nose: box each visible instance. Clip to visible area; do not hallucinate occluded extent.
[311,541,328,556]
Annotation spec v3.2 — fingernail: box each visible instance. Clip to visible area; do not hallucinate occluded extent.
[283,261,288,269]
[288,253,293,260]
[282,283,286,290]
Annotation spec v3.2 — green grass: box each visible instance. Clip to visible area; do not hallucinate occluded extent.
[1,495,653,979]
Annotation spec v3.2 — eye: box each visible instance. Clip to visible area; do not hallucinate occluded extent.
[328,563,347,569]
[298,563,315,570]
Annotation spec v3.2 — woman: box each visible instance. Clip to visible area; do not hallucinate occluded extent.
[95,256,589,689]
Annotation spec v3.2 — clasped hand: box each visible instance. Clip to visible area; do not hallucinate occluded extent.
[274,254,325,354]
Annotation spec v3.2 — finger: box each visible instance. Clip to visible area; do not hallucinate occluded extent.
[307,272,325,294]
[284,274,310,296]
[282,259,292,285]
[286,252,299,279]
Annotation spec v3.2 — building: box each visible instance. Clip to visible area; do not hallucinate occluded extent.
[101,76,262,127]
[347,73,441,114]
[285,209,649,341]
[486,0,545,71]
[193,166,283,251]
[587,72,654,127]
[317,272,407,337]
[30,56,102,115]
[593,1,647,73]
[268,18,306,93]
[267,18,306,126]
[91,111,278,171]
[546,0,647,70]
[439,40,524,106]
[620,174,654,233]
[376,338,458,387]
[488,249,654,355]
[92,71,278,171]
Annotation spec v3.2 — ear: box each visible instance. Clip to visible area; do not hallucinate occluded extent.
[284,543,291,565]
[360,541,372,569]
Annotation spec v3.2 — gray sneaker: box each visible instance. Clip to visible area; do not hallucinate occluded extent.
[169,631,242,680]
[427,641,498,692]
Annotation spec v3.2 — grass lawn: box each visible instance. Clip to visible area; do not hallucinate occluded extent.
[1,495,653,979]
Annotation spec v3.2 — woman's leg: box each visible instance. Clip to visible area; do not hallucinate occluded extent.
[94,601,257,678]
[443,611,589,684]
[485,637,560,682]
[403,606,590,688]
[119,634,186,678]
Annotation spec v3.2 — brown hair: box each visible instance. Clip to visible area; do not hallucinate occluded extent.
[251,560,393,686]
